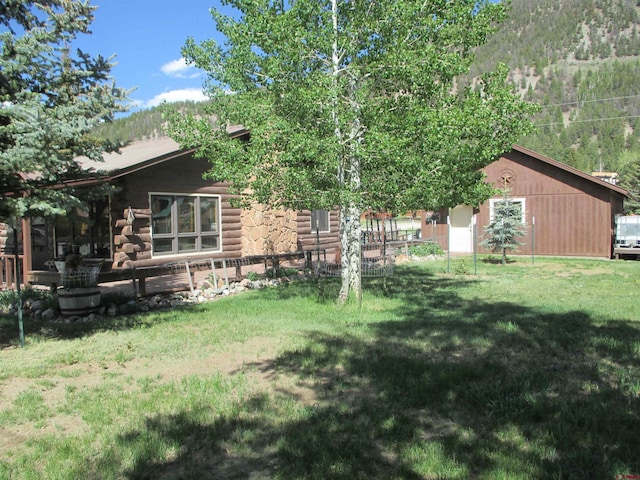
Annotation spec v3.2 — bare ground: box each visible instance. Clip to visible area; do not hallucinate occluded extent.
[0,336,316,461]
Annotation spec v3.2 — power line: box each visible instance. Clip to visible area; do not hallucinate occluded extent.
[538,94,640,109]
[535,113,640,127]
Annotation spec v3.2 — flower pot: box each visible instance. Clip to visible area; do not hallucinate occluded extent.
[58,287,101,316]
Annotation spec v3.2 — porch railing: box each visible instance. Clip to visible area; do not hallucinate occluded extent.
[0,254,25,290]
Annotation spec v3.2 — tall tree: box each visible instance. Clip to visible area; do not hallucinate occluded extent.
[165,0,537,303]
[620,157,640,215]
[0,1,129,221]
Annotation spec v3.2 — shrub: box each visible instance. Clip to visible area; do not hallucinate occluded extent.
[409,241,443,257]
[265,267,300,279]
[0,287,56,313]
[453,257,471,275]
[246,271,260,281]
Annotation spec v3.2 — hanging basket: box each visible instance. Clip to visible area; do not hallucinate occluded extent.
[60,266,100,289]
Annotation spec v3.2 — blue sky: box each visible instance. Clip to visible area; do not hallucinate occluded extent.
[75,1,232,113]
[77,0,504,115]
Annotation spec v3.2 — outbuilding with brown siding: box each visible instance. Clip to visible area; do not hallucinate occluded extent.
[422,145,628,258]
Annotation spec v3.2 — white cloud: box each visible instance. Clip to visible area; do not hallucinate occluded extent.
[146,88,208,108]
[160,58,201,79]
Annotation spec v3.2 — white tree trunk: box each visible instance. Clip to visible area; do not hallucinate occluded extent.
[339,99,363,303]
[339,193,362,303]
[332,0,362,304]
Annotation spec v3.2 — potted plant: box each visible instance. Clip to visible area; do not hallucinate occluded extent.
[56,253,102,316]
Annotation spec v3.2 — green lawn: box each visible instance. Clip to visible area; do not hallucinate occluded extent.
[1,256,639,479]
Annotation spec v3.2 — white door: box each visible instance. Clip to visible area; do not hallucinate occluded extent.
[449,205,473,253]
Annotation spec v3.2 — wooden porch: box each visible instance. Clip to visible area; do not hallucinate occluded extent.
[20,251,312,297]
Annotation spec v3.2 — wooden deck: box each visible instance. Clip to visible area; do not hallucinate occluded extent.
[26,251,312,296]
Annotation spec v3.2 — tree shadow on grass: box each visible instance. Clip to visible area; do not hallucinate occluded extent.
[41,265,640,478]
[0,274,342,348]
[0,302,213,348]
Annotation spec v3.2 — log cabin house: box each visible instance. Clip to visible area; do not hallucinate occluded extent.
[1,133,340,284]
[423,145,628,258]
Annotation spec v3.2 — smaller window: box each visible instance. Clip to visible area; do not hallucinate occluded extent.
[489,197,526,224]
[311,210,330,232]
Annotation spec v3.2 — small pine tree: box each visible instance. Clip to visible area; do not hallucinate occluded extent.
[481,189,526,265]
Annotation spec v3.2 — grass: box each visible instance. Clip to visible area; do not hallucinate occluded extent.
[1,256,640,479]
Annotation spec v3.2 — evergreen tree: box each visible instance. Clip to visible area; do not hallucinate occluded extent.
[481,189,527,265]
[620,158,640,214]
[0,1,129,221]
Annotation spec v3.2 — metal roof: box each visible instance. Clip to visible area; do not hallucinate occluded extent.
[79,136,184,175]
[74,126,249,182]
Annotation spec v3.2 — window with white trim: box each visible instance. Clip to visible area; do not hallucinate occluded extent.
[150,194,221,255]
[311,209,330,232]
[489,197,526,224]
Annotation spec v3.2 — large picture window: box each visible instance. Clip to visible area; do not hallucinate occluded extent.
[151,194,220,255]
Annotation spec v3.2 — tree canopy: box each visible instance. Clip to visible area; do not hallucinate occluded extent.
[0,0,129,222]
[620,157,640,215]
[165,0,538,301]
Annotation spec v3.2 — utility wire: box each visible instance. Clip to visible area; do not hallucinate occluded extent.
[535,113,640,127]
[538,94,640,109]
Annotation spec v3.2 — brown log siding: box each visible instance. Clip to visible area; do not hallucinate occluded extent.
[107,151,342,268]
[109,152,243,268]
[296,210,340,259]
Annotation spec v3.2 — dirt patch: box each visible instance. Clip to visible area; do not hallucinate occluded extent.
[0,336,313,461]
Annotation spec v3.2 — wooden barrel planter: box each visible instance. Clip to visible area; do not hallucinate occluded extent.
[56,264,102,316]
[58,287,101,316]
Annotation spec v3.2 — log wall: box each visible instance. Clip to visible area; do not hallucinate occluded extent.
[109,152,243,269]
[0,223,10,254]
[297,210,341,261]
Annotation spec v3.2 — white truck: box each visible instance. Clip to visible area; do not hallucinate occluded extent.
[614,215,640,259]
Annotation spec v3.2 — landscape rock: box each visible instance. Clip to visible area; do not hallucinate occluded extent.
[9,269,314,325]
[41,308,57,321]
[29,300,44,311]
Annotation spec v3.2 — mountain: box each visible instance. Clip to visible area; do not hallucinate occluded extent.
[470,0,640,175]
[94,101,209,145]
[96,0,640,177]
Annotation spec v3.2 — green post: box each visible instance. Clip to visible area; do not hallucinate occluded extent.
[13,223,25,348]
[447,216,451,273]
[473,216,477,275]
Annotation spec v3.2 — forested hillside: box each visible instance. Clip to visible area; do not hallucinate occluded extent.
[94,101,209,144]
[468,0,640,178]
[96,0,640,197]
